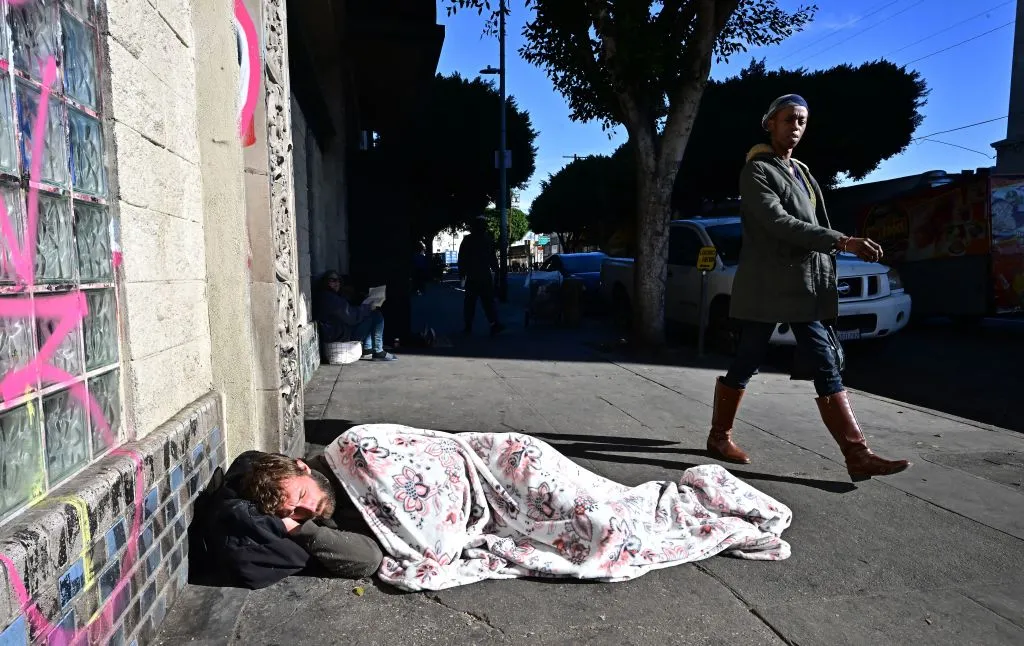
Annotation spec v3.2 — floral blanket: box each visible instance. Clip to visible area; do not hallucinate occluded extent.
[323,424,792,592]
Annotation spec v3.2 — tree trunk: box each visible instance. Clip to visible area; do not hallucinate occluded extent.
[632,153,674,346]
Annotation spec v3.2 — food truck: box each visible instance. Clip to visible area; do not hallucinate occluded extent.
[845,169,1024,320]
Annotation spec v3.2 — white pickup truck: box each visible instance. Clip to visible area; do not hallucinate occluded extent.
[600,216,912,347]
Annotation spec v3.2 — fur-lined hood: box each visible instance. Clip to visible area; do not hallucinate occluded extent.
[745,143,811,172]
[745,143,774,162]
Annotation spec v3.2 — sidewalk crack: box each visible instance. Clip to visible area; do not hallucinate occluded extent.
[693,563,795,645]
[423,593,507,635]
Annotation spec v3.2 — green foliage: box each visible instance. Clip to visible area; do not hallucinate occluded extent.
[673,59,928,212]
[483,206,530,244]
[528,151,634,252]
[446,1,815,130]
[444,0,817,344]
[408,73,539,239]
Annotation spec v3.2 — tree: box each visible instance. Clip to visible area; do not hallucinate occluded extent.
[528,152,634,252]
[673,59,927,213]
[446,1,815,345]
[407,73,539,241]
[484,206,530,244]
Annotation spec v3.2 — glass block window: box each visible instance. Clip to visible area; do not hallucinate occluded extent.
[0,0,119,524]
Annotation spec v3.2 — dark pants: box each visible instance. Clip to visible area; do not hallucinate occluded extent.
[723,320,843,397]
[464,276,499,331]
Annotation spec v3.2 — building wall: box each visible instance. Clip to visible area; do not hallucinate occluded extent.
[108,0,213,439]
[0,0,270,644]
[292,97,313,322]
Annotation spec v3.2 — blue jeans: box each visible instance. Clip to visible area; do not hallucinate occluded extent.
[723,320,843,397]
[351,310,384,353]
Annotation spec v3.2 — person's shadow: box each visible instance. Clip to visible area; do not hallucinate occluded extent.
[528,431,856,494]
[306,421,855,494]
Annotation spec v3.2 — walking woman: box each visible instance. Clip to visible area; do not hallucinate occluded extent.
[707,94,910,481]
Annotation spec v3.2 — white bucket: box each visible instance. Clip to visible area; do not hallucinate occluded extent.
[324,341,363,365]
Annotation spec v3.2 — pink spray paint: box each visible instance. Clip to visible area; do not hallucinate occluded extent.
[0,53,144,644]
[235,0,260,147]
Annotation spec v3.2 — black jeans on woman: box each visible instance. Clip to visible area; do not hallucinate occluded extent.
[722,320,843,397]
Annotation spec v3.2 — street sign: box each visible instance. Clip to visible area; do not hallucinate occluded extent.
[697,246,717,270]
[537,235,550,245]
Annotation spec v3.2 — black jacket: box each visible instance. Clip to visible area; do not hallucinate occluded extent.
[188,451,311,590]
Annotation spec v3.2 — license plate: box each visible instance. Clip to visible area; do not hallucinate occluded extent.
[837,330,861,342]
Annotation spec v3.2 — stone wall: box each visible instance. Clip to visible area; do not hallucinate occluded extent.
[0,394,224,646]
[106,0,214,439]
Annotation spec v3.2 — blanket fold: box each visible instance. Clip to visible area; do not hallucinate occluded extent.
[324,424,791,591]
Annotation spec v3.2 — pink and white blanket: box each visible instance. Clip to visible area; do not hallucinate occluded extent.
[324,424,792,591]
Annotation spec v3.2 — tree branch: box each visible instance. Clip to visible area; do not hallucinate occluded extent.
[658,0,740,176]
[584,1,650,143]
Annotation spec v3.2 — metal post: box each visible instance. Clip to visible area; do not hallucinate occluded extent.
[498,0,509,301]
[697,270,709,357]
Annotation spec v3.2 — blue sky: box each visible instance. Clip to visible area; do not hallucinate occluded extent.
[436,0,1017,210]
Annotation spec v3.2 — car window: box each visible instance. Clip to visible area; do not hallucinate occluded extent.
[704,223,744,266]
[668,227,703,266]
[560,254,606,273]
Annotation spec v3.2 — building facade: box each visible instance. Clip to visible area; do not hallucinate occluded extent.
[0,1,442,644]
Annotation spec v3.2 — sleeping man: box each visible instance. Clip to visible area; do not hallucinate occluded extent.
[192,425,793,592]
[189,450,383,589]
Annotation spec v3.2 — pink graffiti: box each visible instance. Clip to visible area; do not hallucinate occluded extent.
[0,54,144,644]
[235,0,259,147]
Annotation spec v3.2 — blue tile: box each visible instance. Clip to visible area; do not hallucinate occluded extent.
[0,616,27,646]
[46,611,75,646]
[145,543,161,576]
[105,518,127,559]
[211,426,221,448]
[169,545,181,573]
[129,640,137,646]
[138,525,154,555]
[140,583,156,615]
[58,560,86,609]
[164,496,179,528]
[191,443,205,467]
[169,465,184,491]
[99,560,121,602]
[107,626,125,646]
[143,487,159,520]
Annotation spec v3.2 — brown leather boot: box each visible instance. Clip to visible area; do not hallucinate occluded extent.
[706,378,750,464]
[816,391,911,481]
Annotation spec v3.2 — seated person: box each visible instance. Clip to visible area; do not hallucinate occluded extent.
[189,451,383,590]
[313,271,396,362]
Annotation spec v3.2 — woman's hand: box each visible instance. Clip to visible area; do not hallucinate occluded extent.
[841,237,884,263]
[281,517,302,534]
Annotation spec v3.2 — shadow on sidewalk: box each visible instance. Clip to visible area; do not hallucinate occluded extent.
[305,421,855,494]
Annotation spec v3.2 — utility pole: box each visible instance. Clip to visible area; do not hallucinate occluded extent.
[994,0,1024,171]
[498,0,509,301]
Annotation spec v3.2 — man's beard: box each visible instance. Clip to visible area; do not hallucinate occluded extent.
[310,468,337,518]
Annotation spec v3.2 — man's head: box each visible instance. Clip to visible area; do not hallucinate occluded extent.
[322,270,342,293]
[242,453,336,522]
[762,94,809,153]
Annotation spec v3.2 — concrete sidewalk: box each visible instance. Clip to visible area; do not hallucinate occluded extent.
[158,286,1024,645]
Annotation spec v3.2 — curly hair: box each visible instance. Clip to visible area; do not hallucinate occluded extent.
[241,453,307,515]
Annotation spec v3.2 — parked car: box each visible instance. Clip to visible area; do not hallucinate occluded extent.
[600,216,912,348]
[538,252,608,293]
